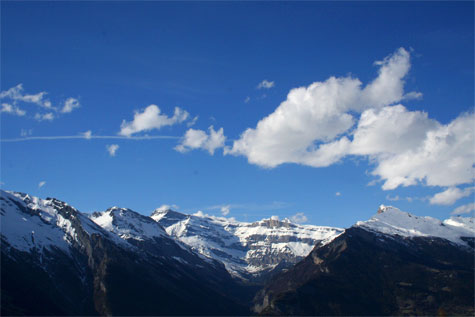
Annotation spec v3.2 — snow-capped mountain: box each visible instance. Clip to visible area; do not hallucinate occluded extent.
[3,189,474,316]
[151,208,344,279]
[0,190,249,316]
[1,190,125,254]
[254,205,475,316]
[355,205,474,246]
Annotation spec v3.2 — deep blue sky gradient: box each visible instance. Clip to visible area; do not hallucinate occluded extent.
[1,2,473,227]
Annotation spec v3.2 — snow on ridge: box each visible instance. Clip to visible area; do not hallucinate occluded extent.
[1,190,130,253]
[355,205,474,246]
[90,207,167,241]
[152,208,344,276]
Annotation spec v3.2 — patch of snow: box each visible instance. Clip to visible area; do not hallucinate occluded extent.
[356,205,475,246]
[90,208,166,241]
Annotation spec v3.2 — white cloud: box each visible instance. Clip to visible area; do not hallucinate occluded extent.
[220,205,231,216]
[82,130,92,139]
[0,84,51,108]
[349,105,439,156]
[227,48,412,168]
[257,80,275,89]
[335,192,341,196]
[451,203,475,215]
[187,116,199,127]
[0,84,80,121]
[403,91,423,100]
[106,144,119,156]
[270,215,280,221]
[429,187,474,206]
[34,112,54,121]
[225,48,474,193]
[20,129,32,137]
[119,105,189,136]
[1,103,26,116]
[175,126,225,155]
[290,212,308,224]
[244,96,251,103]
[371,112,474,190]
[38,181,46,188]
[61,97,80,113]
[155,204,179,213]
[194,210,209,217]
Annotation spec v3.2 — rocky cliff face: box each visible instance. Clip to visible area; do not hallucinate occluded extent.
[1,191,249,316]
[151,209,343,280]
[253,207,475,316]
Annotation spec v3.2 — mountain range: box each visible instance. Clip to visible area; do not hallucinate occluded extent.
[1,190,473,316]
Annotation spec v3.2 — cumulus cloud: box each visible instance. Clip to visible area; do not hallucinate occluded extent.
[119,105,189,136]
[451,203,475,215]
[335,192,341,196]
[1,103,26,116]
[38,181,46,188]
[61,97,80,113]
[175,126,225,155]
[106,144,119,156]
[224,48,474,196]
[371,112,474,190]
[429,187,474,206]
[227,48,412,168]
[257,80,275,89]
[220,205,231,216]
[290,212,308,224]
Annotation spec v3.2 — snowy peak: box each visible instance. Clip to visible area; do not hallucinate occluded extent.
[0,190,108,253]
[91,207,167,241]
[355,205,474,246]
[152,208,344,278]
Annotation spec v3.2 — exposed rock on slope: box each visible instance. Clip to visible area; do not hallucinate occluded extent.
[253,206,474,316]
[151,208,343,279]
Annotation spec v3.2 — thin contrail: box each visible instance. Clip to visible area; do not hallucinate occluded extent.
[0,135,180,142]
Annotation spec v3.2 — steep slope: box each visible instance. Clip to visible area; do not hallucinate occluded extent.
[1,191,249,316]
[254,206,475,316]
[152,208,343,279]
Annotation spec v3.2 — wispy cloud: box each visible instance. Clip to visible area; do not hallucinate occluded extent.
[429,187,474,205]
[61,98,80,113]
[257,80,275,89]
[38,181,46,188]
[0,84,81,120]
[198,201,290,214]
[451,203,475,215]
[1,134,180,142]
[106,144,119,156]
[290,212,308,224]
[1,103,26,116]
[220,205,231,216]
[34,112,54,121]
[385,194,428,203]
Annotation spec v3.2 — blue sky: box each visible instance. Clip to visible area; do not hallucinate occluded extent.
[1,1,474,228]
